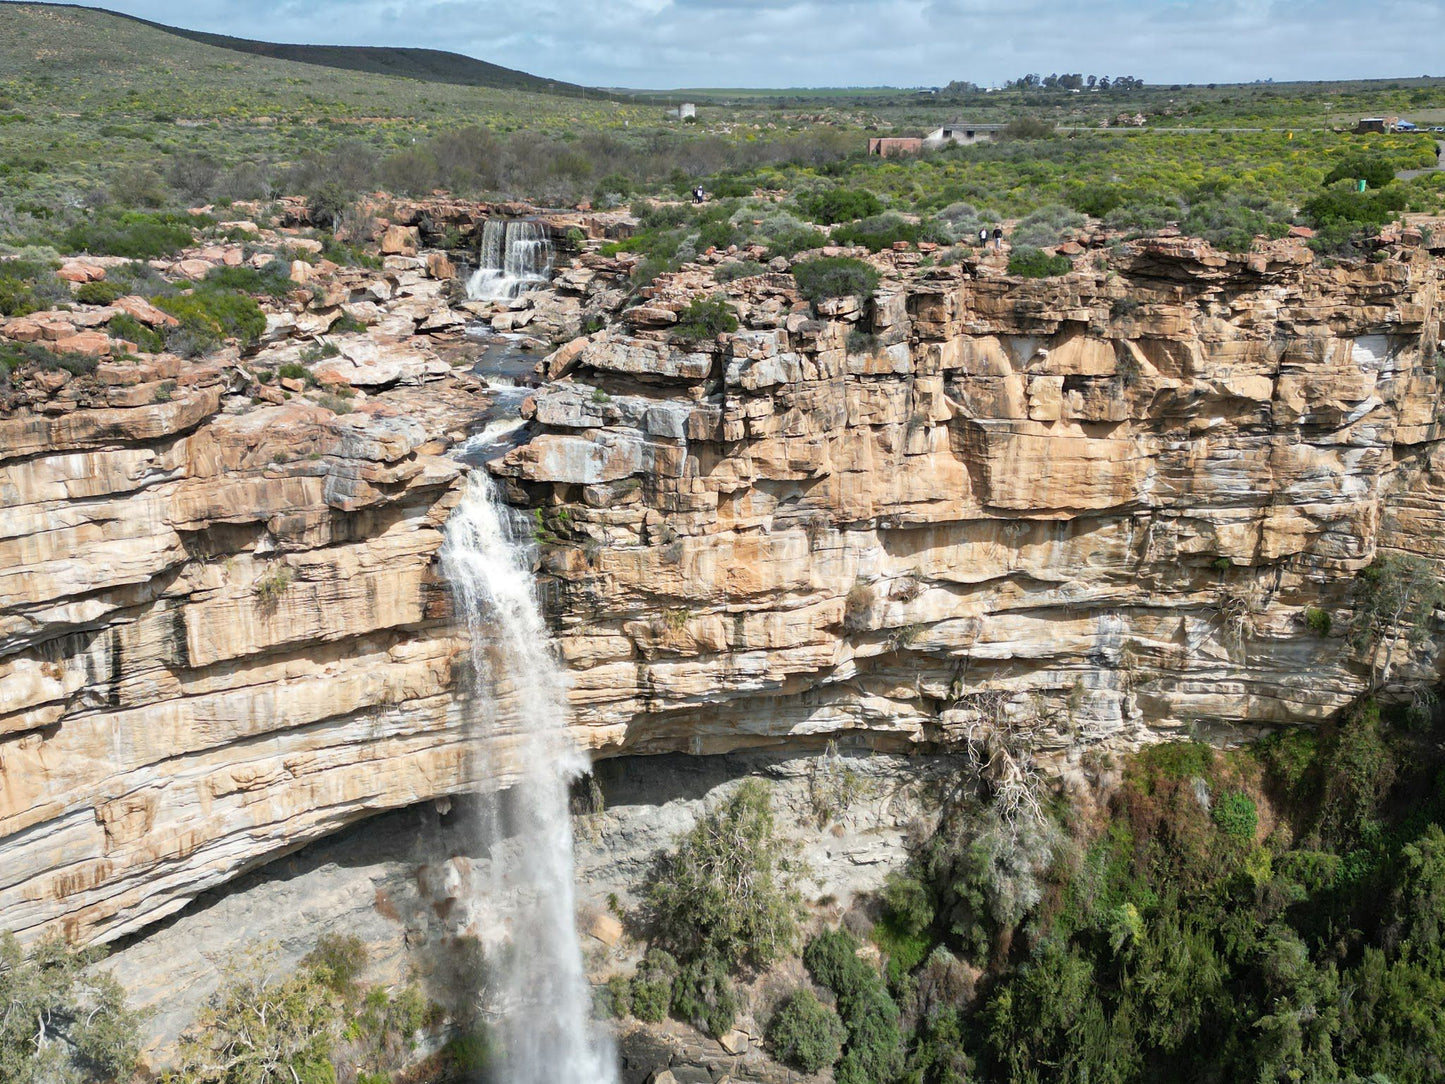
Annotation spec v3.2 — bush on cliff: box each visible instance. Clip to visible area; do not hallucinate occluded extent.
[670,296,738,344]
[0,932,142,1084]
[768,989,846,1073]
[1006,246,1072,278]
[645,779,803,970]
[791,257,879,305]
[0,257,65,317]
[174,937,435,1084]
[803,929,904,1084]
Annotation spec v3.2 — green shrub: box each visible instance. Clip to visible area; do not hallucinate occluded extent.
[320,237,382,270]
[174,945,341,1084]
[74,279,124,305]
[1304,606,1332,637]
[303,934,369,1005]
[670,956,738,1038]
[805,930,903,1084]
[1322,155,1397,190]
[157,287,266,355]
[600,974,632,1018]
[798,188,884,225]
[646,779,802,970]
[441,1027,496,1075]
[765,226,827,259]
[63,210,197,259]
[846,329,879,355]
[0,341,98,378]
[792,257,879,305]
[1181,195,1290,251]
[629,949,677,1023]
[1303,182,1407,232]
[1011,204,1087,247]
[671,296,738,344]
[1007,246,1073,278]
[108,313,165,353]
[253,565,295,604]
[0,257,62,316]
[831,212,926,252]
[206,262,296,298]
[768,989,845,1073]
[714,259,767,282]
[1210,791,1258,842]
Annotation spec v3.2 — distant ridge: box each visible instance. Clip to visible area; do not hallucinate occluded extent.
[19,3,616,100]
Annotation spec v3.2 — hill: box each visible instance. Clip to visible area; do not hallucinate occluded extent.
[97,6,616,100]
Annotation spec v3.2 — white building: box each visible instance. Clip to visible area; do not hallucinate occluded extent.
[924,122,1004,147]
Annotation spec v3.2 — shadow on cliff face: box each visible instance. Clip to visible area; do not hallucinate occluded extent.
[104,798,494,1054]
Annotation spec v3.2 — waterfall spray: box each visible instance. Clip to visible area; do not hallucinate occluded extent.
[439,471,617,1084]
[467,219,555,301]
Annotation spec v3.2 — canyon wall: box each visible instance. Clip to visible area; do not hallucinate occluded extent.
[2,227,1443,958]
[504,237,1445,774]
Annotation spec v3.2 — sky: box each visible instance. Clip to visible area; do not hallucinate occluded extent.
[51,0,1445,89]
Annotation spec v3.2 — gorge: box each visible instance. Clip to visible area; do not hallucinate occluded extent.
[2,201,1444,1077]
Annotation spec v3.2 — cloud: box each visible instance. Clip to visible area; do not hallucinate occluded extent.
[55,0,1437,88]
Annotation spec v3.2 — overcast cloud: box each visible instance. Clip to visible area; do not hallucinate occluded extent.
[51,0,1445,88]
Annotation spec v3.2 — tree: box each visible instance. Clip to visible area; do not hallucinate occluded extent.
[174,945,342,1084]
[1351,554,1444,685]
[0,932,142,1084]
[646,780,803,970]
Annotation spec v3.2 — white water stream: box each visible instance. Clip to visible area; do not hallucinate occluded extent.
[467,219,555,301]
[439,471,617,1084]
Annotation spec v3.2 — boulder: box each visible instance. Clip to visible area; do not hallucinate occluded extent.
[717,1031,750,1055]
[114,296,180,328]
[426,252,456,280]
[172,259,214,281]
[587,913,624,945]
[58,261,106,283]
[54,331,112,356]
[379,225,420,256]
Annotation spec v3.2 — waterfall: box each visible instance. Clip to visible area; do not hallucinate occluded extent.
[467,219,555,301]
[439,471,617,1084]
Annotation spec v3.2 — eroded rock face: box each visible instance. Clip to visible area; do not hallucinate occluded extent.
[494,240,1445,772]
[0,360,485,944]
[3,226,1444,960]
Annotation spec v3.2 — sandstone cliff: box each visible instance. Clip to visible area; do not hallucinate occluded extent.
[2,218,1443,956]
[498,235,1445,769]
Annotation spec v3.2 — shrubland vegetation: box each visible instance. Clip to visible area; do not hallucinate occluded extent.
[615,691,1445,1084]
[2,4,1442,275]
[0,933,141,1084]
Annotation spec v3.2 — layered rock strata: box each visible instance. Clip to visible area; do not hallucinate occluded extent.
[4,222,1444,955]
[497,237,1445,772]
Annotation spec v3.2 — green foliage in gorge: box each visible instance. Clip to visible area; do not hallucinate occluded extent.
[837,700,1445,1084]
[0,933,142,1084]
[645,779,803,971]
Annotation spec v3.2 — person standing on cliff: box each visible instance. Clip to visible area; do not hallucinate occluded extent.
[694,185,705,204]
[979,227,988,247]
[993,225,1003,250]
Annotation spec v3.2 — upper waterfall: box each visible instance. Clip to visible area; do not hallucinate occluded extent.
[466,219,555,301]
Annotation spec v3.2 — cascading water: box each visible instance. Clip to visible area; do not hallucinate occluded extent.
[467,219,555,301]
[439,471,617,1084]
